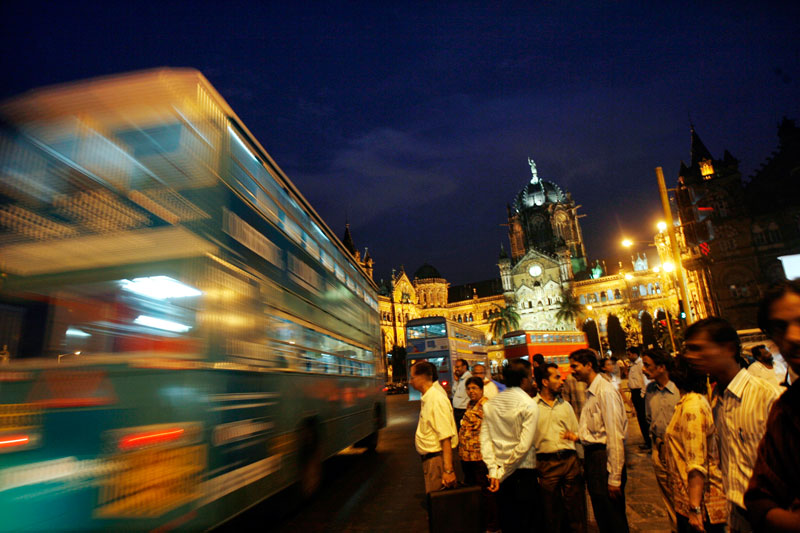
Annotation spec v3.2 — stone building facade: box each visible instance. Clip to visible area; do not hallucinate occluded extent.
[674,121,800,329]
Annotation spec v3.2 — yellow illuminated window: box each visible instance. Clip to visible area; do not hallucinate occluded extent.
[700,160,714,178]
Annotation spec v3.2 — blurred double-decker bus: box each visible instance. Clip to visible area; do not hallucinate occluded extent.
[405,317,488,400]
[502,330,588,377]
[0,69,385,531]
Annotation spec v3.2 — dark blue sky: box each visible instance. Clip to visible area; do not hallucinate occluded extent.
[1,2,798,285]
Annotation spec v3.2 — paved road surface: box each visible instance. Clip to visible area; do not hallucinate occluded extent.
[219,394,671,532]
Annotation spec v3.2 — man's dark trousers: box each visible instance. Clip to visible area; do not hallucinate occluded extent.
[498,468,538,533]
[629,388,650,448]
[584,444,629,533]
[537,451,586,533]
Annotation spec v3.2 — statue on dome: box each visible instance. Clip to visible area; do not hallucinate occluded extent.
[528,157,539,183]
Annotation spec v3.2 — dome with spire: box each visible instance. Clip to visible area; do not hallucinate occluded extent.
[413,263,442,280]
[512,158,567,210]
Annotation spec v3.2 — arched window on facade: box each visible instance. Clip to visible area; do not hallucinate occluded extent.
[632,286,640,298]
[647,283,654,295]
[469,313,474,322]
[654,283,661,294]
[639,284,647,296]
[579,294,586,305]
[457,315,463,323]
[614,289,622,299]
[600,292,607,302]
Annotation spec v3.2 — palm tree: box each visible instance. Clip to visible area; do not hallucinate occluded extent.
[488,305,521,342]
[555,292,584,327]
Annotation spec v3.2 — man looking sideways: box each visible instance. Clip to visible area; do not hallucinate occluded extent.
[746,279,800,532]
[535,363,586,533]
[682,318,778,533]
[410,360,457,494]
[566,349,629,533]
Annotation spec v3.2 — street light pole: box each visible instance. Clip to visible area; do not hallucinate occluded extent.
[656,167,694,323]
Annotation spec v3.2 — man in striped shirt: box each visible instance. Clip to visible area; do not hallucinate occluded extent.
[683,318,779,533]
[566,348,629,533]
[480,358,539,533]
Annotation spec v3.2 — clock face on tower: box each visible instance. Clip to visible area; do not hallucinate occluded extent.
[528,264,543,277]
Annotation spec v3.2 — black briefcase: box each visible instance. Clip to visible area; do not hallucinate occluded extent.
[427,484,484,533]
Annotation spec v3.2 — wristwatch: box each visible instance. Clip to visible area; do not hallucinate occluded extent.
[689,506,702,515]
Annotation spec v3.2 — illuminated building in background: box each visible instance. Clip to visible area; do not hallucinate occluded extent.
[499,158,587,331]
[675,121,800,329]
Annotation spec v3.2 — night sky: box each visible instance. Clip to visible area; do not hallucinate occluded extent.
[1,2,798,286]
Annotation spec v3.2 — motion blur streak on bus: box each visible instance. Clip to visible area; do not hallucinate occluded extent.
[0,69,385,531]
[502,330,588,378]
[405,317,488,400]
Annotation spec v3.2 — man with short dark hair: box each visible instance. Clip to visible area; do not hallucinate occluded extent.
[642,348,679,528]
[410,360,458,494]
[683,318,779,533]
[452,358,472,427]
[627,346,651,451]
[534,363,586,533]
[481,359,539,532]
[747,344,785,389]
[745,279,800,532]
[566,349,629,533]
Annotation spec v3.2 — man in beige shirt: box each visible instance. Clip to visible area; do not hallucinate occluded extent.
[410,360,458,493]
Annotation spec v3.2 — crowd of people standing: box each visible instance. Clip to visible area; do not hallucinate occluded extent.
[411,279,800,532]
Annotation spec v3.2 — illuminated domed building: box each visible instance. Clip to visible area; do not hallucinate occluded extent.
[499,158,588,330]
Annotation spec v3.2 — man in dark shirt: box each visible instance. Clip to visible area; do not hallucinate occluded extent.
[745,279,800,532]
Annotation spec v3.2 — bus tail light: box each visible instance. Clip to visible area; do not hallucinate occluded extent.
[0,434,29,448]
[119,427,185,451]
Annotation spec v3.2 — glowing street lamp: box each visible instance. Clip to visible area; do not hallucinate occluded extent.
[657,221,668,233]
[662,261,675,273]
[621,238,634,248]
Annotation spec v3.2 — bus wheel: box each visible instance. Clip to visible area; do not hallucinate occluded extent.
[298,420,322,498]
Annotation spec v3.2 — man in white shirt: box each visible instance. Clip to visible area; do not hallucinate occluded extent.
[471,363,500,399]
[627,346,651,450]
[480,358,539,533]
[747,345,786,389]
[451,358,472,427]
[566,349,629,533]
[683,318,779,533]
[410,360,458,494]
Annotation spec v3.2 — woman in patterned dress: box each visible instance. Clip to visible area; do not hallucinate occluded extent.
[458,376,498,532]
[663,355,727,532]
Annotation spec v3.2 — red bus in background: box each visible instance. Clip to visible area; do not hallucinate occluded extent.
[502,330,588,378]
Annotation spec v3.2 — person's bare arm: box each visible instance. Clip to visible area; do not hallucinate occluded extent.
[441,439,456,487]
[687,470,706,531]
